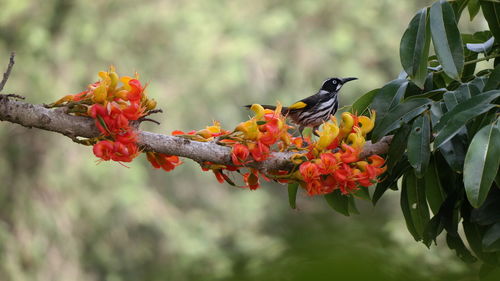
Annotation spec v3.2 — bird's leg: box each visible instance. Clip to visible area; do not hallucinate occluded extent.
[298,125,305,140]
[312,126,320,137]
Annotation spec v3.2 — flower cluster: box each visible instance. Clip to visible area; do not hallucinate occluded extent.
[51,68,180,171]
[290,112,386,195]
[52,68,386,197]
[173,104,386,194]
[232,104,293,162]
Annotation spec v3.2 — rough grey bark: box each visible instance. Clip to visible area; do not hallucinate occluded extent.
[0,97,392,170]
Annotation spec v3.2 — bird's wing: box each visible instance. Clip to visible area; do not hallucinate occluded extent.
[288,94,318,111]
[287,101,307,110]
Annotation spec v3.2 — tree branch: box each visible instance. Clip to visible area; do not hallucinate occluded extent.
[0,97,392,170]
[0,52,15,92]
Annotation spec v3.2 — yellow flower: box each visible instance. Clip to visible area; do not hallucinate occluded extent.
[316,119,339,151]
[340,112,354,138]
[346,127,365,149]
[91,83,107,104]
[235,119,260,140]
[358,110,376,136]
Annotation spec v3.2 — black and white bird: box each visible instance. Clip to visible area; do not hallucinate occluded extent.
[246,77,357,136]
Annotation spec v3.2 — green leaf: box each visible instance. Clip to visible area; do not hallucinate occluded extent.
[353,187,371,201]
[429,101,445,126]
[464,120,500,208]
[387,124,411,171]
[443,84,473,111]
[407,114,431,177]
[466,37,494,54]
[324,190,350,216]
[482,222,500,252]
[484,63,500,91]
[405,88,447,101]
[469,76,488,92]
[401,180,421,240]
[468,0,481,20]
[469,109,498,137]
[373,157,411,205]
[463,49,479,80]
[287,182,299,209]
[423,215,444,247]
[438,128,468,172]
[463,217,498,264]
[430,0,464,80]
[371,79,409,124]
[471,187,500,225]
[348,196,360,215]
[401,171,430,241]
[480,0,500,41]
[451,0,470,19]
[400,8,431,88]
[351,88,378,114]
[447,233,478,263]
[372,98,432,141]
[425,155,446,214]
[433,90,500,148]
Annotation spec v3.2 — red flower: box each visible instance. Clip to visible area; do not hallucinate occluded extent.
[172,130,196,136]
[259,119,280,146]
[249,141,270,162]
[317,152,338,174]
[213,170,226,183]
[122,102,145,121]
[147,152,182,172]
[93,140,139,163]
[231,143,250,166]
[299,161,321,182]
[340,144,359,163]
[243,169,260,190]
[127,79,143,102]
[115,130,138,144]
[93,140,114,161]
[89,103,131,135]
[110,141,139,162]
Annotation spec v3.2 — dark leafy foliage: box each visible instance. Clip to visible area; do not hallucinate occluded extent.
[368,0,500,270]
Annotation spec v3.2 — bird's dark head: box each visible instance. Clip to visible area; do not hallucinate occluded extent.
[320,77,358,92]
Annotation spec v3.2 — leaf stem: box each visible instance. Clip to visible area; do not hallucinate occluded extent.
[464,52,500,66]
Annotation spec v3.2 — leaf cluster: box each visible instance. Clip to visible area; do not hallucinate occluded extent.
[352,0,500,275]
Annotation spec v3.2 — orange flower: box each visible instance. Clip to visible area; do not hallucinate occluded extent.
[231,143,250,165]
[299,161,321,182]
[93,140,114,161]
[172,130,196,135]
[147,152,182,172]
[93,140,139,163]
[339,144,359,163]
[249,141,270,162]
[122,102,145,121]
[243,169,260,190]
[111,141,139,162]
[317,152,338,174]
[259,119,280,146]
[126,79,144,102]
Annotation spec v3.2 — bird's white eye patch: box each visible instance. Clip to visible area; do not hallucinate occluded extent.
[332,80,337,84]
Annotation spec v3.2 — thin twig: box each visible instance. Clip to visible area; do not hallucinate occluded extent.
[138,117,161,125]
[3,94,25,100]
[0,52,15,92]
[463,52,500,66]
[143,108,163,116]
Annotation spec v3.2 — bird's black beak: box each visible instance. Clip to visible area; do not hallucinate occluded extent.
[341,77,358,83]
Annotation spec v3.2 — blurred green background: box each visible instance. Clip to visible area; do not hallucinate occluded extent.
[0,0,489,280]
